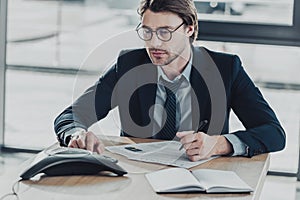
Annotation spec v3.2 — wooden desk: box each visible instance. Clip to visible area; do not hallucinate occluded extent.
[17,137,269,200]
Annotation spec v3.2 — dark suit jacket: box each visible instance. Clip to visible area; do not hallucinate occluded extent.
[54,46,286,157]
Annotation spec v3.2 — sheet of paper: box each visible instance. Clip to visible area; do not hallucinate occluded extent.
[106,141,216,168]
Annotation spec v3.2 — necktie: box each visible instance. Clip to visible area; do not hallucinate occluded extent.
[156,78,183,140]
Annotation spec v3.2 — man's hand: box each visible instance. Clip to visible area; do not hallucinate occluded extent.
[68,131,105,154]
[176,131,233,161]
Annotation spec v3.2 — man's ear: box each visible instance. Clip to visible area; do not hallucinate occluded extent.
[186,25,195,37]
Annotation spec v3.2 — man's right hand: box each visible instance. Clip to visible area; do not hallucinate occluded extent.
[68,131,105,154]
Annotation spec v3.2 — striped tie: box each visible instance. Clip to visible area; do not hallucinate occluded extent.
[156,78,183,140]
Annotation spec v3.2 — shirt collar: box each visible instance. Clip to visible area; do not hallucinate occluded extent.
[157,52,193,83]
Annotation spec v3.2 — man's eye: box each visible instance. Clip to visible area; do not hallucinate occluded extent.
[143,28,152,34]
[158,29,170,36]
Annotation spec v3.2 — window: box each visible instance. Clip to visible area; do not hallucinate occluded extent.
[6,0,139,69]
[197,0,300,46]
[1,0,299,175]
[195,0,294,25]
[4,0,140,149]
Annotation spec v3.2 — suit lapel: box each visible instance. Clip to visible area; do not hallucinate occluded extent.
[190,46,211,131]
[190,46,227,135]
[137,56,158,128]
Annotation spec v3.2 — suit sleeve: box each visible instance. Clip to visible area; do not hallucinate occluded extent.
[54,64,119,146]
[230,56,286,157]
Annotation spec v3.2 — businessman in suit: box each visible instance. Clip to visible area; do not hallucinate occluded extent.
[54,0,285,161]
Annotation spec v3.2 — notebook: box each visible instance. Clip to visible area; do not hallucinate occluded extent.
[145,168,253,193]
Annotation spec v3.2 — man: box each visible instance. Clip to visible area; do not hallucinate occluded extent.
[54,0,285,161]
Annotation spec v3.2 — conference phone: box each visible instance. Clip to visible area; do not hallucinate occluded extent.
[20,146,127,180]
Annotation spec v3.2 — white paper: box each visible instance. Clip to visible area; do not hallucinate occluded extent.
[106,141,216,168]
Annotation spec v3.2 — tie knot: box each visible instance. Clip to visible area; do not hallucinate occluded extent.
[160,77,184,94]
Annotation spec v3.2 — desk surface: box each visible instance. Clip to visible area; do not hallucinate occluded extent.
[18,136,269,200]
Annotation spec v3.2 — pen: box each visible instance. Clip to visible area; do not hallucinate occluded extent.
[179,119,209,150]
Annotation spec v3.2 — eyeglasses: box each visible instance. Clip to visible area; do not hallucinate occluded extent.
[136,22,185,42]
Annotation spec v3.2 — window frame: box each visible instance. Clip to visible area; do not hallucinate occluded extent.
[0,0,7,147]
[197,0,300,47]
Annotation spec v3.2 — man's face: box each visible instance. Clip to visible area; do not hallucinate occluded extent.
[141,10,193,66]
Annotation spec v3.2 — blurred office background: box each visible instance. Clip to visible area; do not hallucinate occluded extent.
[1,0,300,199]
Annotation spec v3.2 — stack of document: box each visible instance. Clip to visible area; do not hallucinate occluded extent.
[106,141,216,168]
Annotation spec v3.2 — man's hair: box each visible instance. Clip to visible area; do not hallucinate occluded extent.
[138,0,198,42]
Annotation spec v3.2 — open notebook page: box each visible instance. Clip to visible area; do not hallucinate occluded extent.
[192,169,253,193]
[145,168,205,193]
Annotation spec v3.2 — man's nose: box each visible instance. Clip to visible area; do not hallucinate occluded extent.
[149,33,163,47]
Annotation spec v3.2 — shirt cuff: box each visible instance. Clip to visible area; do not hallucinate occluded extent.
[223,134,248,156]
[62,127,86,146]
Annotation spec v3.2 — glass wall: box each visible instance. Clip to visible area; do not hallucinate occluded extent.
[6,0,139,68]
[195,0,294,25]
[3,0,300,174]
[5,0,140,149]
